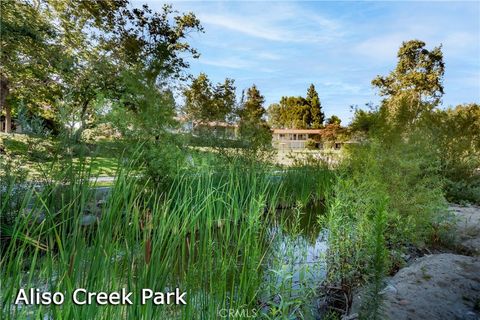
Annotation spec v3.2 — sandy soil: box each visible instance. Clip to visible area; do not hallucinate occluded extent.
[349,204,480,320]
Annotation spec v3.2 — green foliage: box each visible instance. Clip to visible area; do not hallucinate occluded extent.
[267,84,325,129]
[307,84,325,128]
[359,196,388,320]
[280,96,311,128]
[238,85,272,150]
[353,39,478,205]
[110,70,183,187]
[2,0,203,137]
[428,104,480,203]
[326,134,445,317]
[279,164,334,207]
[372,40,444,104]
[372,40,445,127]
[351,106,479,206]
[0,155,283,319]
[327,59,449,312]
[305,139,317,150]
[349,105,381,135]
[326,115,341,125]
[183,73,236,124]
[0,0,63,132]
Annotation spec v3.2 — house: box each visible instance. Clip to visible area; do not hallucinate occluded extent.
[271,127,345,150]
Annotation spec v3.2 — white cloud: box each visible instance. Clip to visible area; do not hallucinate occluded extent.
[353,34,408,62]
[256,52,283,61]
[321,81,363,95]
[197,57,252,69]
[442,32,479,56]
[201,13,285,41]
[198,4,343,44]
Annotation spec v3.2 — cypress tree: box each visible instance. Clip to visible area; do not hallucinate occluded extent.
[306,84,324,128]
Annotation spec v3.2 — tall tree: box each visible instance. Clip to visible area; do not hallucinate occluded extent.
[1,0,202,137]
[240,85,266,122]
[54,2,202,139]
[267,84,324,129]
[306,84,324,128]
[267,96,310,129]
[267,103,283,128]
[0,0,62,133]
[183,73,236,123]
[183,73,214,123]
[238,85,272,148]
[214,78,236,123]
[372,40,445,125]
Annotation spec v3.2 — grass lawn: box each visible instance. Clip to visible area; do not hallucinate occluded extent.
[0,133,121,180]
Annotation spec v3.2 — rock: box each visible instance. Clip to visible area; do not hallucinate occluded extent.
[450,204,480,255]
[96,199,107,208]
[341,313,358,320]
[23,207,46,223]
[383,253,480,320]
[380,284,398,296]
[348,205,480,320]
[80,214,98,226]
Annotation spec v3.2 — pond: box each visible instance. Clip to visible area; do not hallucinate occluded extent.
[261,202,328,319]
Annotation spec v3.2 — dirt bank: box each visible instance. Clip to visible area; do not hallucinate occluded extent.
[349,204,480,320]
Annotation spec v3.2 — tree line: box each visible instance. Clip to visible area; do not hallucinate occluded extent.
[2,3,478,157]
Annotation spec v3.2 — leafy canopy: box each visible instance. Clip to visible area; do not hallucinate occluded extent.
[372,40,445,126]
[238,85,272,149]
[267,84,324,129]
[183,73,236,124]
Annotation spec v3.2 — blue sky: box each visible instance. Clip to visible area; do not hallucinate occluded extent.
[144,1,479,124]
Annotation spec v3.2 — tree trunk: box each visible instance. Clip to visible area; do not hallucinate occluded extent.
[0,75,11,133]
[4,104,11,133]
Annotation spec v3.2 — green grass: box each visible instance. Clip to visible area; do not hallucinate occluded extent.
[62,157,118,177]
[0,133,121,179]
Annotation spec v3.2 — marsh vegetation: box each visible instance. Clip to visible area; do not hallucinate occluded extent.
[1,1,479,319]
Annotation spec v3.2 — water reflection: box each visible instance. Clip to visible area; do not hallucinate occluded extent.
[261,202,328,319]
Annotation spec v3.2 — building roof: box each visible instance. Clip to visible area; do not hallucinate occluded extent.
[272,129,323,134]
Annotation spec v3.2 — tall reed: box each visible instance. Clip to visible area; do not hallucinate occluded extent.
[1,155,288,319]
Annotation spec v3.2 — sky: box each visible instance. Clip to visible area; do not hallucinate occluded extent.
[141,1,479,124]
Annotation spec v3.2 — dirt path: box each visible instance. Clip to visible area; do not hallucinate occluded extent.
[349,204,480,320]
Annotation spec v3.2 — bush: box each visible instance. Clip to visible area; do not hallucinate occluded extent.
[325,130,446,316]
[305,139,317,150]
[428,104,480,204]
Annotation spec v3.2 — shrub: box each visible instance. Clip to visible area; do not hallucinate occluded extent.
[325,131,446,316]
[428,104,480,204]
[305,139,317,150]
